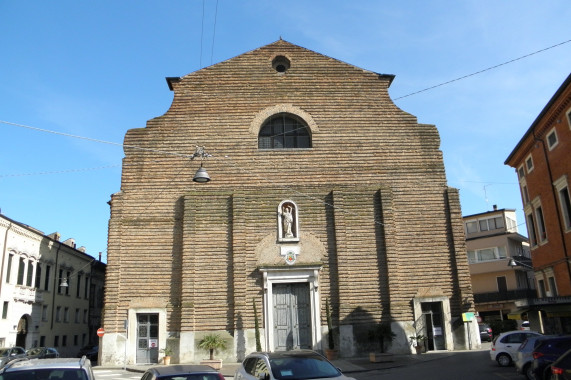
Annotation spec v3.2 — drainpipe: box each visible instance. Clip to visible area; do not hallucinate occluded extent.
[532,132,571,283]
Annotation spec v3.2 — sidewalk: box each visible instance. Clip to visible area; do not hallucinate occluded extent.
[118,351,455,378]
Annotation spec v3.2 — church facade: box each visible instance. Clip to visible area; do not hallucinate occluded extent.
[101,40,477,365]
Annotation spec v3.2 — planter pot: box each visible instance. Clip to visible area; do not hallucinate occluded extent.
[163,356,171,365]
[325,349,338,360]
[415,346,423,355]
[200,359,223,370]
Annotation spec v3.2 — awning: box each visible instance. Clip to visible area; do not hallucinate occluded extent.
[541,305,571,318]
[507,309,530,320]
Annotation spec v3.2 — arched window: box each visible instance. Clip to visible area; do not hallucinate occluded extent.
[258,113,311,149]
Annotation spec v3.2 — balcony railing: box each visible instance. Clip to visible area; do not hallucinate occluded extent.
[474,289,536,303]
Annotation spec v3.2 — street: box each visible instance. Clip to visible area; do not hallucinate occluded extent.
[93,346,525,380]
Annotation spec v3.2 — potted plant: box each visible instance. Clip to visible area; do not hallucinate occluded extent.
[409,334,427,354]
[369,322,396,362]
[324,299,338,360]
[198,333,227,370]
[160,347,173,365]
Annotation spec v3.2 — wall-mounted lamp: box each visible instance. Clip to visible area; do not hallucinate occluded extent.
[59,278,69,288]
[191,146,212,183]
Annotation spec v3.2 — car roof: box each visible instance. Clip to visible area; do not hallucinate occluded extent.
[1,357,90,372]
[146,365,219,376]
[248,350,324,360]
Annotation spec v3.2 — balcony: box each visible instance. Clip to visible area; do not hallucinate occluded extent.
[13,285,44,303]
[474,289,536,303]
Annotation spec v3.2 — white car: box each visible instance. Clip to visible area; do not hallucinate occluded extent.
[235,350,355,380]
[490,330,542,367]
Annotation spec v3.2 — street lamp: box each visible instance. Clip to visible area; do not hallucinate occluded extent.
[507,257,534,270]
[191,146,212,183]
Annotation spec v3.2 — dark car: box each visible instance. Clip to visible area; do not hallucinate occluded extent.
[516,335,557,380]
[141,364,225,380]
[26,347,59,359]
[479,324,493,342]
[235,350,356,380]
[0,357,95,380]
[77,345,98,362]
[551,348,571,379]
[0,347,27,368]
[532,336,571,380]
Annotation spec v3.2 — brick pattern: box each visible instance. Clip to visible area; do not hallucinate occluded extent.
[104,40,472,342]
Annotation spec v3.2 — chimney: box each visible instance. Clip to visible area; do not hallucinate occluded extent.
[493,204,498,211]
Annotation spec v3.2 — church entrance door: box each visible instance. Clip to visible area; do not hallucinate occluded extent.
[273,283,311,351]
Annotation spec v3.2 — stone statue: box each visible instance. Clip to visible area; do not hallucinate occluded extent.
[283,205,294,238]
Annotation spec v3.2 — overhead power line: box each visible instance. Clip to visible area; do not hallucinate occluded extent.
[394,38,571,100]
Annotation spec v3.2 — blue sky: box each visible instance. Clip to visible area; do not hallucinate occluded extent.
[1,1,570,262]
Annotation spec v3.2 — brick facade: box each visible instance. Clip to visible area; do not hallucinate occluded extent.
[102,40,476,365]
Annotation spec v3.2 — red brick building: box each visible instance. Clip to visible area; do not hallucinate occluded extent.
[505,73,571,333]
[102,40,477,365]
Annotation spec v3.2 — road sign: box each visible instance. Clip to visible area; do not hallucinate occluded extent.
[97,328,105,337]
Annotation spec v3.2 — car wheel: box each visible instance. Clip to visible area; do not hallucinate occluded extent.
[496,353,512,367]
[523,363,534,380]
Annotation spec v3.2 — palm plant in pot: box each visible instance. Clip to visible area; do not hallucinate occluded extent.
[325,299,338,360]
[160,347,173,365]
[198,333,227,369]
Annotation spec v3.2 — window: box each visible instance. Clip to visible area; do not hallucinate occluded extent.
[35,264,42,288]
[77,274,82,298]
[518,165,525,179]
[65,271,71,295]
[74,335,78,346]
[56,307,61,322]
[42,305,48,321]
[522,183,530,204]
[547,128,559,150]
[567,108,571,127]
[526,155,534,173]
[535,205,547,243]
[84,276,89,299]
[538,279,546,298]
[40,336,45,347]
[54,336,59,347]
[26,260,34,287]
[476,216,504,232]
[64,307,69,323]
[467,246,507,263]
[548,276,558,297]
[554,176,571,231]
[2,302,8,319]
[506,217,517,232]
[58,269,63,294]
[83,309,88,324]
[6,253,13,283]
[62,335,67,347]
[17,258,25,285]
[527,212,538,247]
[466,221,477,234]
[258,113,311,149]
[44,265,51,291]
[75,308,80,323]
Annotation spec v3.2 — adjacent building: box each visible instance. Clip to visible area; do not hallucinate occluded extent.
[0,213,105,357]
[102,40,477,365]
[505,72,571,334]
[463,207,534,325]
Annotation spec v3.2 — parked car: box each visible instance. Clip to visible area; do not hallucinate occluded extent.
[532,336,571,380]
[0,357,95,380]
[235,350,356,380]
[551,347,571,379]
[521,321,531,330]
[0,347,26,368]
[479,324,493,342]
[141,364,225,380]
[516,335,557,380]
[77,345,98,362]
[25,347,59,359]
[490,330,542,367]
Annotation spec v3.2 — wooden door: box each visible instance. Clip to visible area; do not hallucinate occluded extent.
[273,283,311,351]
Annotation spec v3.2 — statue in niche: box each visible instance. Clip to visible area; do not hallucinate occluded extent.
[278,200,298,241]
[282,205,294,238]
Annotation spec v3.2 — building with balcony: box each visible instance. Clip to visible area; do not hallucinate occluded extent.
[463,207,534,326]
[0,213,105,357]
[505,72,571,334]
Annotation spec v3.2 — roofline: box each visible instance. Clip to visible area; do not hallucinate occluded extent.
[462,208,516,219]
[504,72,571,165]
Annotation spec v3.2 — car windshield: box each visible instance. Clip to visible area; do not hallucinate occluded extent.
[0,369,88,380]
[269,356,341,380]
[0,349,9,357]
[157,376,220,380]
[27,348,43,355]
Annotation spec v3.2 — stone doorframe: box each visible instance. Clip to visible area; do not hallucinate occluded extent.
[260,267,322,352]
[412,295,453,351]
